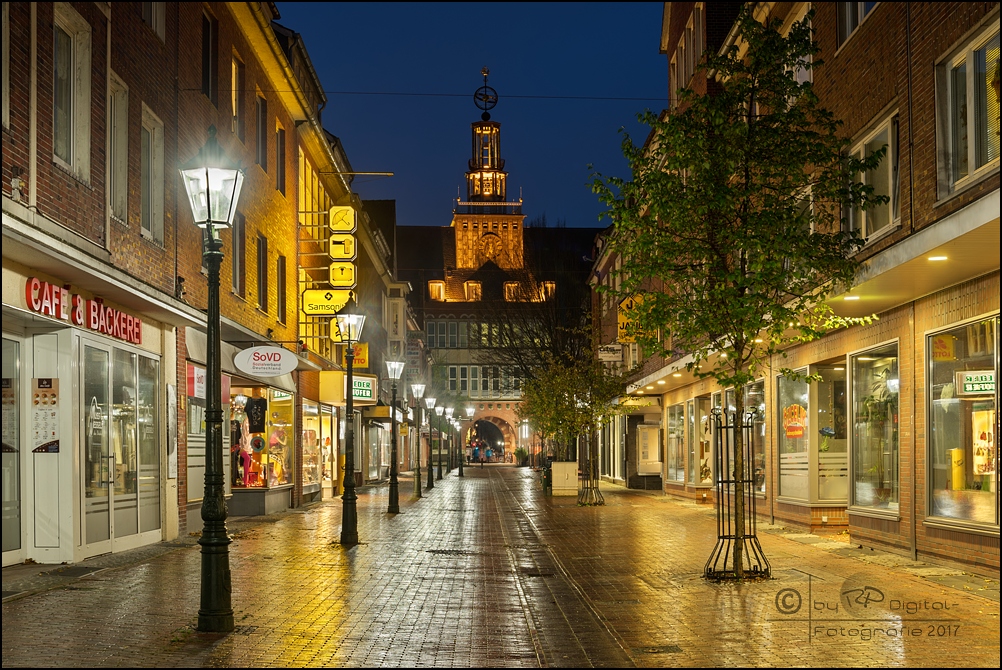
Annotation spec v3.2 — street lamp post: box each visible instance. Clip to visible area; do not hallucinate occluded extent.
[335,297,366,545]
[385,361,405,514]
[410,384,425,498]
[445,407,454,471]
[179,126,245,634]
[435,405,445,479]
[424,397,436,489]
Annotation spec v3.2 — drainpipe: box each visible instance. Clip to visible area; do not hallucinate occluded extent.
[906,2,918,563]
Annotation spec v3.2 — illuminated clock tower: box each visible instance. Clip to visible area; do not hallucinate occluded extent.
[453,68,525,271]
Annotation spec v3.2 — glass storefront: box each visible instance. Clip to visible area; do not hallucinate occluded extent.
[778,374,810,500]
[230,386,294,489]
[687,397,712,485]
[929,318,998,525]
[666,403,684,482]
[743,382,767,494]
[302,400,321,489]
[2,338,20,553]
[816,366,848,501]
[321,405,336,494]
[851,344,900,510]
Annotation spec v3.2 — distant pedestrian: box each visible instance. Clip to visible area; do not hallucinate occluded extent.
[480,455,485,468]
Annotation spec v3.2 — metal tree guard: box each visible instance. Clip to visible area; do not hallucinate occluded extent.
[703,408,771,580]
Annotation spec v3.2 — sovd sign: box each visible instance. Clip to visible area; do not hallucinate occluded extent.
[233,346,298,377]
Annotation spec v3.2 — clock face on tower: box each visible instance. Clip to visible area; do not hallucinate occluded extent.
[479,232,502,260]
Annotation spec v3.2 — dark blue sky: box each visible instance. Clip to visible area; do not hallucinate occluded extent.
[276,2,667,228]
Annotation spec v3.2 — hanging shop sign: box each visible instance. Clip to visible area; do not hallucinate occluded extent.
[343,342,368,369]
[24,277,142,345]
[597,343,623,362]
[329,234,357,260]
[957,370,995,396]
[302,289,353,316]
[329,261,357,288]
[233,346,299,377]
[617,294,646,344]
[351,374,377,405]
[329,205,357,233]
[318,371,378,406]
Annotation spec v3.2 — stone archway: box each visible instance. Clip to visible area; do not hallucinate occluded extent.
[466,402,521,463]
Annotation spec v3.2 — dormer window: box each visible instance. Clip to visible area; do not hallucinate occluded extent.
[429,281,445,301]
[504,282,520,302]
[465,281,482,301]
[541,281,556,301]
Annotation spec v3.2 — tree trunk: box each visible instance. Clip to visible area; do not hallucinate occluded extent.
[732,384,745,579]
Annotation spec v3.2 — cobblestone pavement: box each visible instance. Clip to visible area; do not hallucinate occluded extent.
[2,465,999,668]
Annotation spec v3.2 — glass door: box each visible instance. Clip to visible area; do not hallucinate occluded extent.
[83,343,112,551]
[2,338,22,557]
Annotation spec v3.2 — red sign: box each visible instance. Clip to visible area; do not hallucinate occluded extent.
[25,277,142,345]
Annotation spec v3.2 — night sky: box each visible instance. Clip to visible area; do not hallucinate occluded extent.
[276,2,667,228]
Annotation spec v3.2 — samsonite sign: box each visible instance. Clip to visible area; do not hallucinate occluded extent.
[233,346,298,377]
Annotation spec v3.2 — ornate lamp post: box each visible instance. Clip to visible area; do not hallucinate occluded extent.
[335,297,366,545]
[424,397,436,489]
[410,384,425,498]
[434,406,445,479]
[445,407,455,471]
[179,126,245,634]
[385,361,405,513]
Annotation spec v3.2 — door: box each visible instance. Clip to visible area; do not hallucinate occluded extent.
[2,337,22,563]
[81,340,161,557]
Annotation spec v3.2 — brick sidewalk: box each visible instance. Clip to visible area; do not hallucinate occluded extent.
[2,466,999,668]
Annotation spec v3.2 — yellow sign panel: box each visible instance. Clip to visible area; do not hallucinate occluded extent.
[618,294,644,343]
[301,289,353,316]
[329,205,357,232]
[329,233,357,260]
[329,262,357,288]
[344,342,368,369]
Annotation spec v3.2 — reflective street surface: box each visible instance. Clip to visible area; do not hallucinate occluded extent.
[2,465,999,668]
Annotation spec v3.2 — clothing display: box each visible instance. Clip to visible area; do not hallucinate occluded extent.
[245,397,267,433]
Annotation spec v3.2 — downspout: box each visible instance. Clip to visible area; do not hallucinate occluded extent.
[906,2,918,563]
[29,3,37,209]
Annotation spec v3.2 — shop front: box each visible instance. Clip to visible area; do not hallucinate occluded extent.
[302,399,337,502]
[2,264,195,566]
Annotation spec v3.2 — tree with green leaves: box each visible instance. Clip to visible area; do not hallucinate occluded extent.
[591,7,882,577]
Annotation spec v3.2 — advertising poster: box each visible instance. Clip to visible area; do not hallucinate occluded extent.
[31,378,59,453]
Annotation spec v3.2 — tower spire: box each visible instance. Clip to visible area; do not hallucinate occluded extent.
[467,68,505,202]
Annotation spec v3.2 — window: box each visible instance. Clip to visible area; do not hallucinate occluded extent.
[460,366,468,393]
[666,404,685,482]
[470,366,480,396]
[437,322,447,349]
[938,22,1000,193]
[2,3,10,129]
[928,318,998,526]
[141,2,165,41]
[428,281,445,301]
[53,3,91,179]
[504,282,520,301]
[276,126,286,194]
[231,212,246,297]
[426,320,436,345]
[201,12,217,105]
[276,255,287,324]
[257,234,268,312]
[848,115,899,240]
[231,57,244,140]
[465,281,482,301]
[108,73,128,221]
[778,374,809,500]
[836,2,877,47]
[140,105,164,243]
[670,4,703,108]
[458,321,468,348]
[540,281,556,300]
[449,366,457,392]
[851,343,899,511]
[256,95,268,170]
[448,322,458,348]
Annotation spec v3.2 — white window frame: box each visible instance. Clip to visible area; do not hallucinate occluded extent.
[428,281,445,301]
[140,104,164,244]
[141,2,166,42]
[52,2,91,181]
[936,18,1001,197]
[231,56,244,140]
[107,71,128,222]
[2,3,9,129]
[848,113,899,242]
[836,2,877,49]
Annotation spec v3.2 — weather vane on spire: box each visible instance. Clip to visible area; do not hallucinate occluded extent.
[474,66,498,121]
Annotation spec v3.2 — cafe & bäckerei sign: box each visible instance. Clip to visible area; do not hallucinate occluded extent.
[25,277,142,345]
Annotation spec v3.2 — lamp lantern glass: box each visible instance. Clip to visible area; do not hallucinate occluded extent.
[179,126,244,229]
[410,383,426,400]
[425,397,436,410]
[385,360,405,381]
[466,406,475,418]
[435,406,445,416]
[334,296,365,344]
[445,407,454,419]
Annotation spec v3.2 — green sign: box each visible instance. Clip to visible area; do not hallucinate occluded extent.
[352,374,376,402]
[958,370,994,395]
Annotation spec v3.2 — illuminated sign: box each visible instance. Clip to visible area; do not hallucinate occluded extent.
[233,346,299,377]
[329,234,357,260]
[329,262,357,288]
[301,289,353,316]
[25,277,142,345]
[329,206,357,232]
[957,370,995,395]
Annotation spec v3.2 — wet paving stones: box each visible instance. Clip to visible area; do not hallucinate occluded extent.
[2,466,1000,668]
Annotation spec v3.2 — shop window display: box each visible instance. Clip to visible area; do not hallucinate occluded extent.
[666,404,685,482]
[929,319,997,525]
[778,375,810,500]
[230,387,294,488]
[688,398,712,485]
[302,400,321,488]
[816,366,848,501]
[743,382,767,495]
[851,344,899,510]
